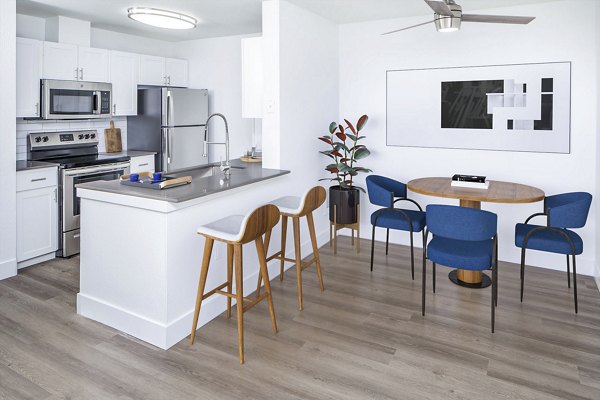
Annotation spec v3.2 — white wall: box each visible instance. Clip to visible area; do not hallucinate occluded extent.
[0,0,17,280]
[172,34,258,163]
[339,0,598,276]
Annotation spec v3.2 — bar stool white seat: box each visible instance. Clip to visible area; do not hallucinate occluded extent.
[257,186,327,310]
[190,204,280,364]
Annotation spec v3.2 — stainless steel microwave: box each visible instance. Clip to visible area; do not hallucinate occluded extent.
[41,79,112,120]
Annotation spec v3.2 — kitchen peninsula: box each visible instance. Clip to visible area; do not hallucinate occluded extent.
[76,159,289,349]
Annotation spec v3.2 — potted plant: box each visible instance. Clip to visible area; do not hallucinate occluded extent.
[318,115,371,224]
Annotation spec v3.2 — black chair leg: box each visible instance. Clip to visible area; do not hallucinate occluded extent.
[385,229,389,255]
[520,247,526,302]
[370,225,376,272]
[422,257,426,316]
[432,262,436,293]
[566,254,571,288]
[491,262,496,333]
[495,240,499,307]
[409,231,415,280]
[572,254,578,314]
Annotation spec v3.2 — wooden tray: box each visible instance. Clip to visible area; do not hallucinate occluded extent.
[240,156,262,163]
[120,172,192,190]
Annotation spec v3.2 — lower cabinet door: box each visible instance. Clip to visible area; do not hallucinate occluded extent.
[17,186,58,262]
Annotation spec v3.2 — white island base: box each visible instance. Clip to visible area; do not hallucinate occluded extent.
[76,170,328,350]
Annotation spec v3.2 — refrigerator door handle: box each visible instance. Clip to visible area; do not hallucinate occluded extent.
[166,90,172,126]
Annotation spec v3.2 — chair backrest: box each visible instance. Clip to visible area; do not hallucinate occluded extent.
[545,192,592,229]
[298,186,327,216]
[366,175,407,208]
[239,204,281,244]
[426,205,497,241]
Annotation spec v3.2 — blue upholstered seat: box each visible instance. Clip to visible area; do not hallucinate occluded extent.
[366,175,425,279]
[514,192,592,314]
[427,237,495,270]
[422,204,498,332]
[515,223,583,255]
[370,208,426,232]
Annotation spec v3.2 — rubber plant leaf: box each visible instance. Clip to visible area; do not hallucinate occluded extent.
[344,119,357,135]
[354,147,371,159]
[318,136,333,145]
[357,115,369,131]
[329,122,337,134]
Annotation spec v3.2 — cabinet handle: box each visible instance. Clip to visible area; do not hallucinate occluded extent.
[75,68,79,79]
[168,75,171,85]
[113,104,116,115]
[31,177,47,182]
[54,188,57,202]
[35,102,39,116]
[164,76,167,85]
[138,163,149,167]
[80,68,83,80]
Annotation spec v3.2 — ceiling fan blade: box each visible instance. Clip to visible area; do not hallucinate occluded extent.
[424,0,454,17]
[462,14,535,24]
[381,20,436,35]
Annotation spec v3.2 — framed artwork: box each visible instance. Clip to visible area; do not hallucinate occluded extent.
[386,62,571,153]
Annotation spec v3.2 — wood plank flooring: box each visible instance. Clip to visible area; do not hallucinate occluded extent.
[1,238,600,400]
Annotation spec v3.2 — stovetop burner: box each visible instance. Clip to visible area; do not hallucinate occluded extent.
[27,130,130,168]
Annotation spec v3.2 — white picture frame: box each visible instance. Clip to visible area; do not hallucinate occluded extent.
[386,62,571,153]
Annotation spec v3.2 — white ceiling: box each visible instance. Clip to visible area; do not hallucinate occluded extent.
[16,0,558,41]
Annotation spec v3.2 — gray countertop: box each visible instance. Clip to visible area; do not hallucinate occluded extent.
[76,159,290,203]
[16,160,59,171]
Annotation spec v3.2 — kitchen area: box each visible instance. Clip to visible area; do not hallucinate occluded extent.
[11,4,301,349]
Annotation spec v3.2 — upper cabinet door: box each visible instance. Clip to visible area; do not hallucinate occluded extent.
[109,51,139,116]
[165,58,188,87]
[139,55,166,86]
[42,42,78,80]
[16,38,43,118]
[78,47,109,82]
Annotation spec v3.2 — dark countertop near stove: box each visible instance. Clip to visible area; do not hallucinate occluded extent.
[16,160,59,172]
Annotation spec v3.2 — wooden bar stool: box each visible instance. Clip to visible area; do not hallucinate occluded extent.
[256,186,327,311]
[190,204,280,364]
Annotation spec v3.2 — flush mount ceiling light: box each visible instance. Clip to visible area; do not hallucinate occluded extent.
[127,7,197,30]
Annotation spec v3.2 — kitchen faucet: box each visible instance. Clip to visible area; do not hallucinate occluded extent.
[203,113,230,177]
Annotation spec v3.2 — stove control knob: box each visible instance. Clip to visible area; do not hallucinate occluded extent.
[90,133,96,139]
[34,136,41,143]
[78,134,84,140]
[84,134,90,139]
[42,136,49,142]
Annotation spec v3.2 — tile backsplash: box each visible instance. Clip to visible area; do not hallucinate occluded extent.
[16,117,128,160]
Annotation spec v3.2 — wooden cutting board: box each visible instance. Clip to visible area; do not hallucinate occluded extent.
[104,120,122,153]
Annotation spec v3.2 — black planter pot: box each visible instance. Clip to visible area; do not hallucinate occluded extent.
[329,186,360,224]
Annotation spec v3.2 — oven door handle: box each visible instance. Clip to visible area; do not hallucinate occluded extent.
[63,162,130,176]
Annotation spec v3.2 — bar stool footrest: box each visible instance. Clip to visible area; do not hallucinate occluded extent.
[202,282,229,300]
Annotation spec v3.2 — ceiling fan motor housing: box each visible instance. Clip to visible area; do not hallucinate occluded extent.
[434,3,462,32]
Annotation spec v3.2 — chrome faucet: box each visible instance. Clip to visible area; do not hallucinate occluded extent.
[203,113,230,177]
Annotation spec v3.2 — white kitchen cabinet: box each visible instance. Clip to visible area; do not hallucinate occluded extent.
[43,42,109,82]
[139,55,166,86]
[78,46,109,82]
[129,154,155,174]
[16,37,43,118]
[42,41,79,80]
[165,58,188,87]
[241,36,263,118]
[17,167,58,266]
[139,55,188,87]
[110,51,139,116]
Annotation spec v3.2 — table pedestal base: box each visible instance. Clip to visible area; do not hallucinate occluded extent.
[449,270,491,289]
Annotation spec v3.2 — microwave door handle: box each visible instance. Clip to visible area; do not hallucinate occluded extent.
[93,91,100,114]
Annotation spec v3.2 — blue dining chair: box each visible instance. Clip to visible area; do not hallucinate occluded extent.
[423,205,498,332]
[366,175,426,279]
[515,192,592,313]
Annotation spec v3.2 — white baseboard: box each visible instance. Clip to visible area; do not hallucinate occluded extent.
[78,227,329,350]
[18,252,55,270]
[0,258,17,281]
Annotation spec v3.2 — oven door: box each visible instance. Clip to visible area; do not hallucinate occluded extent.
[42,80,112,120]
[62,162,130,231]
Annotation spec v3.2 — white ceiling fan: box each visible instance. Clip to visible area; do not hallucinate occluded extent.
[383,0,535,35]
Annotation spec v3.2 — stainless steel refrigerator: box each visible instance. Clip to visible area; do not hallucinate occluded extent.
[127,87,209,173]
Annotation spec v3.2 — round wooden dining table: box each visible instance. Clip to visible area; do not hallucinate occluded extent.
[407,177,545,289]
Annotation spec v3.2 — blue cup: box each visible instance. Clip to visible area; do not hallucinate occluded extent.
[153,172,162,181]
[129,173,139,182]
